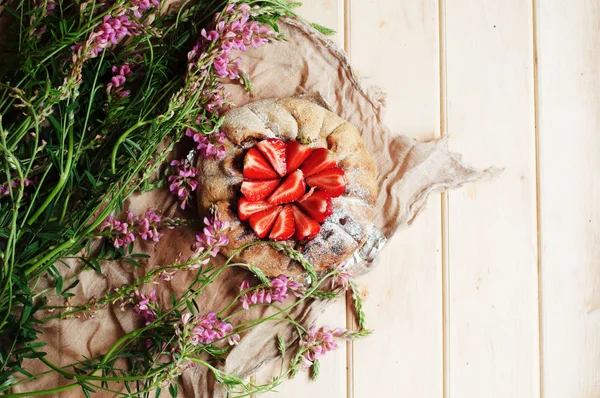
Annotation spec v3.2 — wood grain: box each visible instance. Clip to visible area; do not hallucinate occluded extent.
[256,1,600,396]
[536,1,600,396]
[349,1,443,397]
[443,1,540,397]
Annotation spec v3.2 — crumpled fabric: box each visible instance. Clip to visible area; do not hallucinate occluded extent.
[13,17,497,397]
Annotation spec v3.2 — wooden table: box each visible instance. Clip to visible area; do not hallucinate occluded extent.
[256,1,600,397]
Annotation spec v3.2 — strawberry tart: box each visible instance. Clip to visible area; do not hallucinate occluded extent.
[196,97,377,277]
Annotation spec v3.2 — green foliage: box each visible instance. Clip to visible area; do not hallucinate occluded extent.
[0,0,356,396]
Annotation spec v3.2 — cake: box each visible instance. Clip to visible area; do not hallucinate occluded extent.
[196,97,377,277]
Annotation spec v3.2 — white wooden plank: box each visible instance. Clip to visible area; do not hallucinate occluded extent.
[349,1,443,397]
[255,1,347,397]
[443,1,540,397]
[536,1,600,396]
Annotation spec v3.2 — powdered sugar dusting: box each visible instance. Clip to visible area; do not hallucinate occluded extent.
[300,222,358,271]
[329,197,371,243]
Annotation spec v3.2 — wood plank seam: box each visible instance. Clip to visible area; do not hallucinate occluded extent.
[438,0,449,397]
[343,1,353,397]
[531,0,543,397]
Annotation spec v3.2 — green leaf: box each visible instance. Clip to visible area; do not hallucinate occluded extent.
[84,170,97,187]
[276,334,286,357]
[168,383,178,397]
[19,305,32,326]
[246,264,270,285]
[309,290,340,300]
[349,280,367,330]
[61,280,80,295]
[311,359,320,380]
[311,23,336,36]
[22,351,46,359]
[55,275,63,294]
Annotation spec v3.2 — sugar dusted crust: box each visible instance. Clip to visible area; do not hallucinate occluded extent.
[196,98,377,277]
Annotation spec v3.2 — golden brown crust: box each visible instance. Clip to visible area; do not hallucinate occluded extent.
[197,98,377,277]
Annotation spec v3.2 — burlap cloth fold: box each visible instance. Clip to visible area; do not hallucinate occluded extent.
[14,18,497,397]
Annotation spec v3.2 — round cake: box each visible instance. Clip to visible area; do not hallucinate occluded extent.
[196,97,377,277]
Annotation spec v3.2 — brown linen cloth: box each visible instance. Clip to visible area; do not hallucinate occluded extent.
[13,17,497,397]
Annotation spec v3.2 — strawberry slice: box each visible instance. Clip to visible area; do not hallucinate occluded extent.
[291,205,321,240]
[299,148,337,177]
[297,190,333,223]
[257,138,287,177]
[238,197,275,220]
[243,148,279,179]
[249,206,282,238]
[241,179,280,202]
[267,170,306,205]
[269,205,295,241]
[286,141,313,174]
[306,167,346,197]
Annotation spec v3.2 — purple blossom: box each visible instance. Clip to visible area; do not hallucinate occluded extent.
[192,208,230,257]
[90,14,142,58]
[204,85,231,114]
[0,178,32,197]
[107,61,136,98]
[100,208,173,248]
[178,312,239,346]
[131,289,158,325]
[186,128,226,159]
[168,158,198,210]
[130,0,160,18]
[331,263,353,290]
[239,274,305,310]
[72,14,142,62]
[188,2,276,82]
[45,0,56,14]
[299,326,350,369]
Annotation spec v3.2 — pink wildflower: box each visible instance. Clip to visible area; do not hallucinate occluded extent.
[89,15,142,58]
[100,208,173,248]
[177,312,239,346]
[46,0,56,14]
[130,0,160,18]
[188,2,276,81]
[168,158,198,210]
[0,178,32,197]
[239,274,305,310]
[192,208,229,257]
[72,14,142,62]
[131,289,158,325]
[186,128,226,159]
[107,61,137,98]
[204,85,231,114]
[299,326,350,369]
[331,263,353,290]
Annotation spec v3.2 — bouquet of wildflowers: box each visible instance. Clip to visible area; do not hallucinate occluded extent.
[0,0,368,396]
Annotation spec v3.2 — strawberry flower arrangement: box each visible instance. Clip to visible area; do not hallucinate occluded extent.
[0,0,369,396]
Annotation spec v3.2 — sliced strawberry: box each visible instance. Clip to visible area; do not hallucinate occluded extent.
[249,206,282,238]
[243,148,279,179]
[267,170,306,205]
[257,138,287,177]
[238,197,275,220]
[291,205,321,240]
[297,190,333,223]
[286,141,313,174]
[241,179,280,202]
[299,148,337,177]
[306,167,346,197]
[269,205,295,241]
